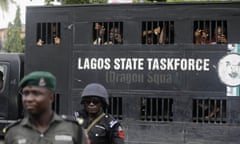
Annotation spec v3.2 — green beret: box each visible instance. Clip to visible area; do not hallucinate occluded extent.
[19,71,56,91]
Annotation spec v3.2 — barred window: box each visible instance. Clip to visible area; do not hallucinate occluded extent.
[36,22,61,46]
[108,96,123,120]
[142,21,174,45]
[193,20,227,45]
[93,22,123,45]
[192,98,227,123]
[141,97,173,121]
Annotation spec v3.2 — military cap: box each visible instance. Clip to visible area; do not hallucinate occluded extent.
[19,71,56,90]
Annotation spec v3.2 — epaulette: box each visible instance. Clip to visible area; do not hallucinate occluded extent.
[2,119,22,134]
[61,115,84,125]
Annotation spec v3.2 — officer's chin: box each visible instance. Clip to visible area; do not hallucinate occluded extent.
[87,108,98,114]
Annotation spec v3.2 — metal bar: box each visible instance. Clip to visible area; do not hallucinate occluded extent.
[156,98,159,121]
[161,98,164,121]
[196,99,199,123]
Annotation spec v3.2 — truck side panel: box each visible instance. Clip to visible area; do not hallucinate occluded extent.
[25,3,240,144]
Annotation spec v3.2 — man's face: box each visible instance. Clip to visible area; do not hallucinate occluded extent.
[21,86,53,115]
[83,96,102,114]
[95,23,105,36]
[110,28,121,41]
[95,23,101,30]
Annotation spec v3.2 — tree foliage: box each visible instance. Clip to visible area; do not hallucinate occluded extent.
[4,6,24,53]
[45,0,108,5]
[45,0,165,5]
[0,0,15,12]
[63,0,107,4]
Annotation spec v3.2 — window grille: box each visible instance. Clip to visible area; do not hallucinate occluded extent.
[192,98,226,123]
[141,97,173,121]
[36,22,61,46]
[108,96,123,120]
[193,20,227,45]
[142,21,174,45]
[93,22,123,45]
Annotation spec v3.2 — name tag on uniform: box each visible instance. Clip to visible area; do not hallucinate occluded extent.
[55,135,73,141]
[17,139,26,144]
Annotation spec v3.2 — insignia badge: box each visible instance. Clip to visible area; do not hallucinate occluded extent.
[218,53,240,86]
[109,120,118,128]
[118,126,123,131]
[39,78,46,87]
[117,126,125,139]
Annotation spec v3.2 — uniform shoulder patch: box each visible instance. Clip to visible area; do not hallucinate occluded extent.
[61,115,84,125]
[109,119,118,128]
[104,114,125,139]
[3,119,22,134]
[104,114,119,128]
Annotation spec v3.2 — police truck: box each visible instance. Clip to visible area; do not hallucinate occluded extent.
[0,2,240,143]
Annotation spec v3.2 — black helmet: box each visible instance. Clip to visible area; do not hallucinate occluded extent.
[81,83,109,106]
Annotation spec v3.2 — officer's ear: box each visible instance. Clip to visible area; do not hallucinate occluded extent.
[48,90,55,103]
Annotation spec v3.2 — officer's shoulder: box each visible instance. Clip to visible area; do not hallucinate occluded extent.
[3,119,22,134]
[61,114,84,126]
[103,113,115,120]
[104,114,120,128]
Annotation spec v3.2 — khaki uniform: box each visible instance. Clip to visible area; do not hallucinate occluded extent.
[4,113,87,144]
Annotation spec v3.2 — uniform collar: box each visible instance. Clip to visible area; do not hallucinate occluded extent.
[21,112,63,127]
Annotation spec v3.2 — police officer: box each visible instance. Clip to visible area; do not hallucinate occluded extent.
[4,71,87,144]
[74,83,125,144]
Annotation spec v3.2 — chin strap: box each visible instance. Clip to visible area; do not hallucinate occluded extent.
[86,112,105,133]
